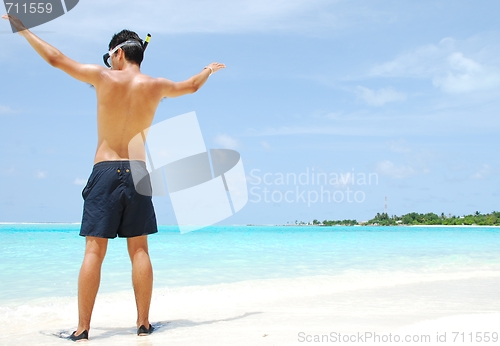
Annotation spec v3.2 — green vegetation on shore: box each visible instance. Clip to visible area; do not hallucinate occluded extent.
[314,219,358,226]
[364,211,500,226]
[294,211,500,226]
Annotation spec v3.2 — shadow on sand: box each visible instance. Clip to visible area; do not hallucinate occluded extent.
[43,311,262,342]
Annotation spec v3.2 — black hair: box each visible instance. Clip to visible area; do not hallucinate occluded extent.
[108,29,144,66]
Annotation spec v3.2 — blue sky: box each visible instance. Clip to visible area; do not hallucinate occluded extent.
[1,0,499,225]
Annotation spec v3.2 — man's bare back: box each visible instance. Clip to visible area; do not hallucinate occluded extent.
[93,69,162,163]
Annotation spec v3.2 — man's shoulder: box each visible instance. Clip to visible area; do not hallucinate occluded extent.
[132,72,164,85]
[102,70,159,84]
[138,72,157,81]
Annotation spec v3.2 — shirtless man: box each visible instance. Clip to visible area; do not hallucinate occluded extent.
[3,14,225,341]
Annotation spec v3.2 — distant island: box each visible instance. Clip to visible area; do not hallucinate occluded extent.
[288,211,500,226]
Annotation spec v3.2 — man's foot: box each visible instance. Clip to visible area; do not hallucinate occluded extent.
[137,324,154,336]
[68,330,88,342]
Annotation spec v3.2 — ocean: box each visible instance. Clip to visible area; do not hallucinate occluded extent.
[1,224,499,345]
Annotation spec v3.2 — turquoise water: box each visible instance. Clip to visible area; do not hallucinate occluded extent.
[1,224,499,305]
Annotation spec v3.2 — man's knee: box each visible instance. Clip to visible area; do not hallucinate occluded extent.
[85,236,108,259]
[127,235,149,258]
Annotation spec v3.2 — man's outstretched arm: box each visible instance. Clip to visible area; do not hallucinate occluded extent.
[158,62,226,98]
[2,14,104,86]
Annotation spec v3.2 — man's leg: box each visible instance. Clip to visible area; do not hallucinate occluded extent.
[127,235,153,329]
[76,236,108,335]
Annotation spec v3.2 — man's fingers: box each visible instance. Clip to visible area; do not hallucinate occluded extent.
[211,62,226,69]
[207,62,226,74]
[2,14,9,20]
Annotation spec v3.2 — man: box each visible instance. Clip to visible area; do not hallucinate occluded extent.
[2,14,225,341]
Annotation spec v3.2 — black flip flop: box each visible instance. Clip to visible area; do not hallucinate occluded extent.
[137,324,154,336]
[68,330,88,342]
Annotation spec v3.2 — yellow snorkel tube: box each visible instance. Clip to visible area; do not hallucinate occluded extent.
[143,33,151,51]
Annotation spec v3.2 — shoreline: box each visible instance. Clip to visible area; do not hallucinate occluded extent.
[2,222,500,228]
[408,224,500,228]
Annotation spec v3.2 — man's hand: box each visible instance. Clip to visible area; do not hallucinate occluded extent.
[206,62,226,75]
[2,14,28,34]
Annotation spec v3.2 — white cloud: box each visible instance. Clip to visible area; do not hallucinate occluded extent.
[387,139,411,153]
[433,52,500,93]
[0,105,18,115]
[48,0,347,38]
[35,170,48,179]
[260,140,271,150]
[74,178,87,185]
[470,164,492,180]
[369,39,448,78]
[356,86,407,106]
[375,160,416,179]
[369,37,500,94]
[245,125,382,137]
[214,133,240,149]
[0,166,15,176]
[246,125,360,137]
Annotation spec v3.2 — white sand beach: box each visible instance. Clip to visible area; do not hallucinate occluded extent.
[1,269,499,345]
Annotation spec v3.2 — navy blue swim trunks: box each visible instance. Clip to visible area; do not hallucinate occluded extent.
[80,160,158,238]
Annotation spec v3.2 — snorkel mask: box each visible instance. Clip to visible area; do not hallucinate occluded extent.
[103,33,152,68]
